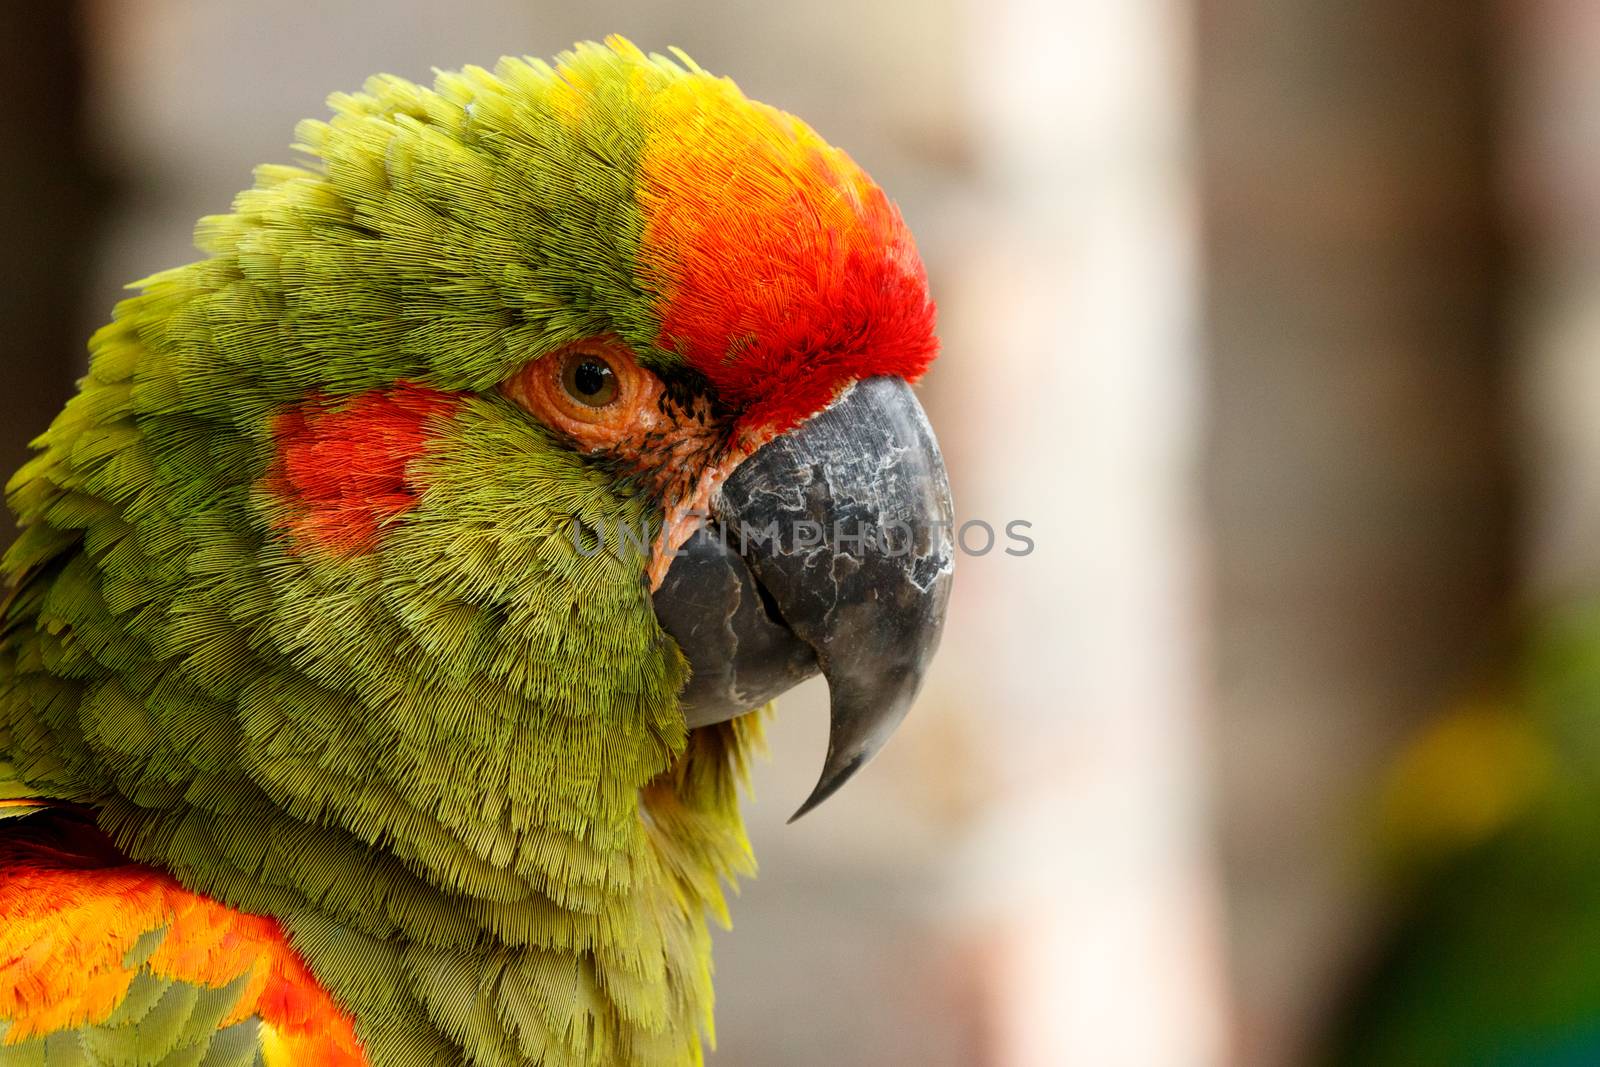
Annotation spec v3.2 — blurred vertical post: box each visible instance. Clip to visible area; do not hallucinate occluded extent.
[1513,2,1600,596]
[945,1,1226,1063]
[1198,2,1513,1064]
[0,4,103,540]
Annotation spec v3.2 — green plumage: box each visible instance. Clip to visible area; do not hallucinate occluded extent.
[2,971,262,1067]
[2,42,765,1066]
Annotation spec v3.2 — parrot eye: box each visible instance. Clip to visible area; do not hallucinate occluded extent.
[503,336,669,450]
[561,352,619,407]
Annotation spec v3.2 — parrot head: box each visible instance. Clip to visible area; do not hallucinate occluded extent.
[221,37,953,818]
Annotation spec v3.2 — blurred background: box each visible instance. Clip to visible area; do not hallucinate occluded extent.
[6,1,1599,1064]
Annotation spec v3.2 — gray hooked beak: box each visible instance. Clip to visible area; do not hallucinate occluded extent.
[652,376,955,820]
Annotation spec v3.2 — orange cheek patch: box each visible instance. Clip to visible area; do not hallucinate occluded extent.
[0,864,365,1064]
[268,384,463,556]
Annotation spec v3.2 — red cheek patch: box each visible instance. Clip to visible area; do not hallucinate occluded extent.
[268,384,463,556]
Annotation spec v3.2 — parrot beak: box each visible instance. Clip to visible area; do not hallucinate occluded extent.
[652,376,955,820]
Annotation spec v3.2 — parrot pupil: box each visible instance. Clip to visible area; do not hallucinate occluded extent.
[575,362,607,396]
[560,352,618,407]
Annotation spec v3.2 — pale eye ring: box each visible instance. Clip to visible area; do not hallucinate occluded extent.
[560,351,619,407]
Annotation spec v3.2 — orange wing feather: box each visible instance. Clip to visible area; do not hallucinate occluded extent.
[0,850,365,1064]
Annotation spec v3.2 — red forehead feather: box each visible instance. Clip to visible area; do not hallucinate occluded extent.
[636,77,938,435]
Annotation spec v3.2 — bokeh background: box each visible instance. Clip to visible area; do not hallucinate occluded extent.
[4,1,1597,1064]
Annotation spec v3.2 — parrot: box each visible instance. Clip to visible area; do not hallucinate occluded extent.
[0,36,954,1067]
[1324,605,1600,1065]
